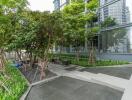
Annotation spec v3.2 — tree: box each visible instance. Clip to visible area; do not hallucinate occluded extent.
[101,17,117,28]
[33,11,64,80]
[0,0,28,71]
[100,17,127,53]
[62,0,99,64]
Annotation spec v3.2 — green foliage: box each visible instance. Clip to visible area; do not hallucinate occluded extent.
[54,54,129,67]
[72,59,129,67]
[86,0,99,11]
[6,10,64,59]
[0,63,28,100]
[0,0,28,50]
[62,0,99,50]
[62,2,85,48]
[101,17,117,28]
[53,54,129,67]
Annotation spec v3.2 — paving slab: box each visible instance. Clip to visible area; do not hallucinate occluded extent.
[80,67,132,79]
[64,71,129,91]
[121,75,132,100]
[26,76,123,100]
[65,67,77,71]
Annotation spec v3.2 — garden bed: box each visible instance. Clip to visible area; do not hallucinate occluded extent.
[0,64,28,100]
[52,54,129,67]
[20,67,57,83]
[71,59,129,67]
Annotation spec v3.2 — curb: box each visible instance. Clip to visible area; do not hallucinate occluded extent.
[20,75,60,100]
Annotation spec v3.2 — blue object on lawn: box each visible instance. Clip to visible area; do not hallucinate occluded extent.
[10,62,23,68]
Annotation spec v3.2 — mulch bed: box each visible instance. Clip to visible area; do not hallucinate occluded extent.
[19,66,57,83]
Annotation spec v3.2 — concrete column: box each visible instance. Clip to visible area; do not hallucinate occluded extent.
[84,0,89,53]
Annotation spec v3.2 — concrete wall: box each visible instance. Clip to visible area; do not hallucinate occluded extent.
[97,53,132,62]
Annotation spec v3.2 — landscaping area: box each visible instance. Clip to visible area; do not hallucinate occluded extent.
[20,66,57,83]
[0,63,28,100]
[52,54,129,67]
[0,0,132,100]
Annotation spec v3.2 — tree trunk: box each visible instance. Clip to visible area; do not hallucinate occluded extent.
[88,42,96,65]
[76,48,80,64]
[0,49,6,72]
[59,46,63,59]
[30,55,37,68]
[38,59,48,80]
[16,50,22,61]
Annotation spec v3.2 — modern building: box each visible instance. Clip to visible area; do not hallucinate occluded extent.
[99,0,131,52]
[53,0,132,61]
[100,0,128,25]
[125,7,131,24]
[53,0,70,11]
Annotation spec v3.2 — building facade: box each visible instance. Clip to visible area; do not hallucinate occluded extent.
[53,0,70,10]
[53,0,132,62]
[100,0,128,24]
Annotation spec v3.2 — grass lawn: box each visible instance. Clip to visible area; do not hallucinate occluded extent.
[0,63,28,100]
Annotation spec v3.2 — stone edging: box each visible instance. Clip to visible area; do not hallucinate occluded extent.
[20,75,60,100]
[76,64,132,69]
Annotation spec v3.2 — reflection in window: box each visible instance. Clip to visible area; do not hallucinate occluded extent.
[100,27,132,53]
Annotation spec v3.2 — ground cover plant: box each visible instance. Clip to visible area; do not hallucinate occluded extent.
[0,63,28,100]
[53,54,129,67]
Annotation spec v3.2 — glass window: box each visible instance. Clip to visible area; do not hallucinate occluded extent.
[99,26,132,53]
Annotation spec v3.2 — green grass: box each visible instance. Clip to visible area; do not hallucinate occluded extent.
[0,63,28,100]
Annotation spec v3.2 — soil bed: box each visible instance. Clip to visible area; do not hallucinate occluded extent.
[20,66,57,83]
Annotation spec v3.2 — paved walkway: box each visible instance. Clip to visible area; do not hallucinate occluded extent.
[26,76,123,100]
[23,63,132,100]
[48,64,132,100]
[80,66,132,79]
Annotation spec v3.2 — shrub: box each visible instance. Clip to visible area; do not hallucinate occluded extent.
[0,63,28,100]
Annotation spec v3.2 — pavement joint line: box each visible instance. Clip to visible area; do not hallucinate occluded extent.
[64,66,76,69]
[31,75,61,86]
[71,64,132,69]
[80,64,132,68]
[48,69,63,76]
[20,85,32,100]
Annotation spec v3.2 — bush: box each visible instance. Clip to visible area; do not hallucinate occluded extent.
[52,54,129,67]
[0,63,28,100]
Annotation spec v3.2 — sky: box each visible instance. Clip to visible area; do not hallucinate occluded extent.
[27,0,132,19]
[28,0,54,12]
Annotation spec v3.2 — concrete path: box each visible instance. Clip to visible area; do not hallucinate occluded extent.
[121,75,132,100]
[26,76,123,100]
[48,63,132,100]
[80,66,132,79]
[23,63,132,100]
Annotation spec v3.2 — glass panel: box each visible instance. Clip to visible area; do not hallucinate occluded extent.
[100,26,132,53]
[99,0,132,28]
[126,0,132,23]
[60,0,67,6]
